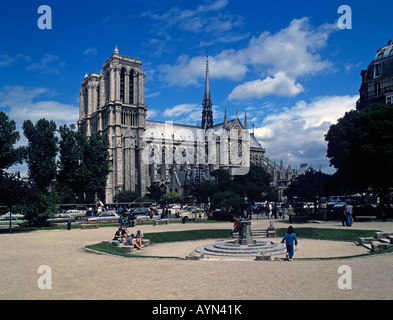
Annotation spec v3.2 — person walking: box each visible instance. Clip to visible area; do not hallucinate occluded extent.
[281,226,298,261]
[346,201,353,226]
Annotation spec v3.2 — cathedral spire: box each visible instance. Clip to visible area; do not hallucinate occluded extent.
[223,107,228,129]
[244,111,248,129]
[202,48,213,130]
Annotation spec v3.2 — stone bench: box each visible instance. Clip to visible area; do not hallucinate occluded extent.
[152,219,169,226]
[186,251,205,260]
[255,253,274,261]
[354,216,377,222]
[81,223,100,229]
[371,241,393,252]
[374,232,393,239]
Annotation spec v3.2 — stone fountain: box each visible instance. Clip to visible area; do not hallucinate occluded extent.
[193,195,287,258]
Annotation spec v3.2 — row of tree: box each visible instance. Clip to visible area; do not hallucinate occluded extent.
[287,103,393,211]
[0,112,110,225]
[1,102,391,223]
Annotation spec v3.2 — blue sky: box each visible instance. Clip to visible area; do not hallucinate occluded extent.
[1,0,392,175]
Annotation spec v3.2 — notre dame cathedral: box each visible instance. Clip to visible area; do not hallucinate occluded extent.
[78,47,296,203]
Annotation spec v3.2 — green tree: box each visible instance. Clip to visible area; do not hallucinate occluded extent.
[75,130,110,202]
[0,111,24,170]
[210,169,235,192]
[0,171,38,214]
[113,190,140,203]
[22,191,58,226]
[162,192,183,204]
[284,169,332,202]
[22,118,58,191]
[325,103,393,208]
[234,164,276,202]
[56,124,79,203]
[145,182,164,202]
[189,179,218,204]
[212,191,242,214]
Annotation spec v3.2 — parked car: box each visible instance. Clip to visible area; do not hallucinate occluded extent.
[66,209,86,220]
[47,213,76,224]
[0,212,26,227]
[132,207,151,220]
[0,212,25,220]
[87,211,120,222]
[179,208,207,220]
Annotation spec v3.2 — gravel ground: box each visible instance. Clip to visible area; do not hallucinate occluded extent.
[0,219,392,300]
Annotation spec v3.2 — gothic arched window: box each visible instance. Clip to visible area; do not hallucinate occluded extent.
[129,70,135,104]
[120,68,126,102]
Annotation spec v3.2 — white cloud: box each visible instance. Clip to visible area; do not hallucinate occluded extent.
[158,50,247,87]
[83,48,98,56]
[0,54,31,67]
[228,72,304,100]
[142,0,232,34]
[241,18,336,78]
[163,103,199,118]
[157,17,337,97]
[253,95,358,172]
[0,86,79,177]
[0,85,79,124]
[263,95,357,129]
[146,109,160,119]
[26,54,65,74]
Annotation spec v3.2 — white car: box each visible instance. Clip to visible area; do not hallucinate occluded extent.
[0,212,25,220]
[87,211,120,222]
[66,209,86,220]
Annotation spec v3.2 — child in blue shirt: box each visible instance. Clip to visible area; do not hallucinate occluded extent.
[281,226,298,260]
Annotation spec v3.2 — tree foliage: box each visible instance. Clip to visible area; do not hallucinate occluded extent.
[75,129,110,198]
[162,192,183,204]
[284,168,332,201]
[22,118,58,191]
[56,124,80,203]
[188,165,275,215]
[57,125,110,203]
[0,111,24,170]
[325,103,393,203]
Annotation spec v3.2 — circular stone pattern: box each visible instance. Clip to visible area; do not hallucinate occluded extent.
[195,240,288,257]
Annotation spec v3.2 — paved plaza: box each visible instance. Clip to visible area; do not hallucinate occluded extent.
[0,219,392,300]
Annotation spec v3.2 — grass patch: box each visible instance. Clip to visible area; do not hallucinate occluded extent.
[144,229,232,244]
[86,241,132,258]
[85,227,393,260]
[276,227,378,242]
[85,229,232,259]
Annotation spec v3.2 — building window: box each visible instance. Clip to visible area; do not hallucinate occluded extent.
[374,63,382,78]
[386,94,393,105]
[120,69,125,102]
[374,82,381,96]
[129,70,134,104]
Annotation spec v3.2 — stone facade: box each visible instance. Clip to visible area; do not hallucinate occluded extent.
[357,39,393,110]
[78,48,296,203]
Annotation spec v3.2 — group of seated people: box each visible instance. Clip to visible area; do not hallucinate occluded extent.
[113,226,144,250]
